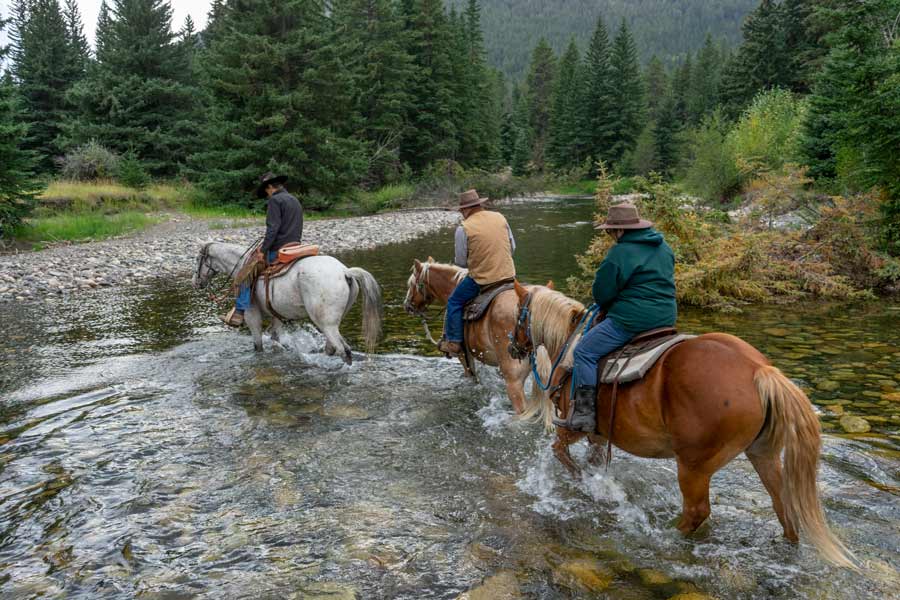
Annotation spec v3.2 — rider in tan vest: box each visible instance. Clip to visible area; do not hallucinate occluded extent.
[438,189,516,356]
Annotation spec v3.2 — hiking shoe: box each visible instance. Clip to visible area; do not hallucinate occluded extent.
[219,308,244,328]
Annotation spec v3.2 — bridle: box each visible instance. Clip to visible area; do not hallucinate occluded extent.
[406,264,443,346]
[195,242,214,286]
[507,290,533,360]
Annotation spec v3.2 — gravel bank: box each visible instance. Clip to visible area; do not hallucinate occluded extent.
[0,210,460,302]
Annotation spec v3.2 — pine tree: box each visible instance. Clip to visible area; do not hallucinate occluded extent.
[333,0,413,183]
[65,0,198,176]
[606,20,645,165]
[781,0,826,94]
[548,37,582,169]
[11,0,86,170]
[95,0,113,63]
[687,34,723,123]
[524,38,556,172]
[510,84,532,175]
[191,0,366,203]
[802,0,900,254]
[0,21,40,237]
[400,0,459,170]
[460,0,501,168]
[718,0,789,119]
[582,15,614,165]
[653,92,680,177]
[672,54,693,124]
[63,0,89,71]
[643,55,668,122]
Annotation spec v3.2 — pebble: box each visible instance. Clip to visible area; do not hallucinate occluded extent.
[0,211,460,303]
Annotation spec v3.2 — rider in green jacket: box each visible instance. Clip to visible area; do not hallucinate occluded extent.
[555,202,677,432]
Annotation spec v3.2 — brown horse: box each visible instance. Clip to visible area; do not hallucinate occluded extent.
[508,281,856,568]
[403,258,546,414]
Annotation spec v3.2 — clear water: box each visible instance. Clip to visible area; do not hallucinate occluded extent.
[1,198,897,599]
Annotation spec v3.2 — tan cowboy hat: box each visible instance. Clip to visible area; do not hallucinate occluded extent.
[458,189,489,210]
[595,202,653,230]
[256,171,289,198]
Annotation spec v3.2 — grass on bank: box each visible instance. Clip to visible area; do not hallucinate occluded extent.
[12,211,159,247]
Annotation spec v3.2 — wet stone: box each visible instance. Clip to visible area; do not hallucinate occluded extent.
[882,392,900,402]
[291,582,358,600]
[816,380,840,392]
[552,558,614,593]
[458,571,521,600]
[839,415,871,433]
[637,568,671,586]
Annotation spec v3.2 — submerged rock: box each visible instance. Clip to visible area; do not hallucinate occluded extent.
[637,568,671,585]
[816,380,840,392]
[458,571,521,600]
[292,582,358,600]
[882,392,900,402]
[839,415,871,433]
[552,558,614,593]
[667,594,718,600]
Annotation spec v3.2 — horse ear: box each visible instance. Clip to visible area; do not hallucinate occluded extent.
[513,279,528,301]
[546,280,555,290]
[414,259,422,273]
[427,256,435,263]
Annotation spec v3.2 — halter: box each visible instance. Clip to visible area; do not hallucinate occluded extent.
[507,291,534,360]
[406,263,442,346]
[195,242,213,283]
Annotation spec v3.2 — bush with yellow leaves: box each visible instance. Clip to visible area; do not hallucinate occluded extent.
[568,169,899,312]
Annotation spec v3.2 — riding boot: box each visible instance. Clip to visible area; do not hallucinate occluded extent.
[219,307,244,328]
[437,337,463,357]
[553,385,597,433]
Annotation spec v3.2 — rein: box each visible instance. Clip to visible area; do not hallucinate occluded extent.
[198,238,262,302]
[408,264,443,347]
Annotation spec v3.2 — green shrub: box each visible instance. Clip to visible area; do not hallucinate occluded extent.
[729,89,807,175]
[358,183,415,213]
[58,140,121,181]
[13,211,157,243]
[683,110,743,204]
[117,152,151,189]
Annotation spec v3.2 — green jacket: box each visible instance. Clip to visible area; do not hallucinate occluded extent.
[591,228,677,335]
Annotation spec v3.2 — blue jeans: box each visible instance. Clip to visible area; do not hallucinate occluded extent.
[573,318,632,388]
[236,250,279,312]
[443,275,481,343]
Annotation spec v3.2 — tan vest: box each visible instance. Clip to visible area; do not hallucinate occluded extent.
[462,210,516,285]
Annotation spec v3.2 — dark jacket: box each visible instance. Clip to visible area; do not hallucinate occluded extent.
[591,228,677,335]
[261,189,303,254]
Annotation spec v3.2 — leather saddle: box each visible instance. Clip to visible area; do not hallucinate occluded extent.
[463,279,516,322]
[264,243,319,279]
[597,327,695,385]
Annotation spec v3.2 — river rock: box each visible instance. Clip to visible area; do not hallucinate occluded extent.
[825,404,844,416]
[839,415,871,433]
[552,558,614,593]
[667,594,718,600]
[816,380,840,392]
[882,392,900,402]
[292,582,358,600]
[637,568,671,585]
[762,328,790,337]
[458,571,521,600]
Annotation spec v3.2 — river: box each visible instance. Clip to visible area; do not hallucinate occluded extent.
[1,198,898,599]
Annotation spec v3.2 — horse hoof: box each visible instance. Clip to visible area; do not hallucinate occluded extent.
[254,344,263,352]
[343,349,353,366]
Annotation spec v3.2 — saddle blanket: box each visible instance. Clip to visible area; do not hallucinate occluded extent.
[463,280,515,322]
[599,334,696,384]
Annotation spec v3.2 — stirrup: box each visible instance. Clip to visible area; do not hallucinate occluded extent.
[553,386,597,433]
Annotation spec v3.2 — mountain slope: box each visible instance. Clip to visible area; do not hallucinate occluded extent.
[451,0,758,79]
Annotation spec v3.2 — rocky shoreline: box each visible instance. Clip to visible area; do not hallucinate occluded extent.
[0,210,460,302]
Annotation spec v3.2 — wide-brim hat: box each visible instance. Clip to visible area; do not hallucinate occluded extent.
[595,202,653,230]
[256,172,289,198]
[458,188,489,210]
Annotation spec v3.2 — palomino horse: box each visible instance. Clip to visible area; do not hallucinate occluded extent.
[508,282,855,568]
[403,258,545,414]
[193,242,383,363]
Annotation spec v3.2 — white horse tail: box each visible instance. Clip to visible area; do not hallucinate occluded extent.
[345,267,384,353]
[518,345,556,432]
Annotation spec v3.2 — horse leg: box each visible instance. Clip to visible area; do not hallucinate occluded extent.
[244,307,264,352]
[745,448,798,542]
[322,325,352,365]
[553,428,586,478]
[270,317,285,344]
[675,462,712,534]
[586,436,607,467]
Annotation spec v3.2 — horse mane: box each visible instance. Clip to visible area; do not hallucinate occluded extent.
[407,260,468,288]
[528,287,586,359]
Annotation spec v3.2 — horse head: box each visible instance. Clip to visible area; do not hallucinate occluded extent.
[508,280,534,360]
[404,259,433,316]
[193,243,215,289]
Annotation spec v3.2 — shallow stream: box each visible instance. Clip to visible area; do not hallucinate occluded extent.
[1,198,898,599]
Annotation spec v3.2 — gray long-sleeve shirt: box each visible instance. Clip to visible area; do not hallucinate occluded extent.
[454,224,516,268]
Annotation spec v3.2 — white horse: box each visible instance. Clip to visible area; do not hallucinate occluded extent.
[193,242,382,364]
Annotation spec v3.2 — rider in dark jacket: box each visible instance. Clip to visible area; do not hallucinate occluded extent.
[221,172,303,327]
[556,203,677,432]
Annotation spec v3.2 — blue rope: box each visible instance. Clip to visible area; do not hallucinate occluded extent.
[530,303,600,392]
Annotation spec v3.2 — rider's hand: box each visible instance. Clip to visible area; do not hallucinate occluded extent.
[255,249,265,263]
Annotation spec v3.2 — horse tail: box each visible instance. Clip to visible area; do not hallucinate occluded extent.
[517,345,555,432]
[345,267,383,353]
[754,365,857,569]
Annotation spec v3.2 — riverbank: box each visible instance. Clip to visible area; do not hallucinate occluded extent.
[0,209,460,302]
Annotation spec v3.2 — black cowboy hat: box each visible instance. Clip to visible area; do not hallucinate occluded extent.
[256,172,289,198]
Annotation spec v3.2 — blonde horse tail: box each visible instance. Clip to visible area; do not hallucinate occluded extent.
[754,365,857,569]
[517,345,555,432]
[345,267,384,353]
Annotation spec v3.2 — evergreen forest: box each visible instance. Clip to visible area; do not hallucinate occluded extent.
[1,0,899,273]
